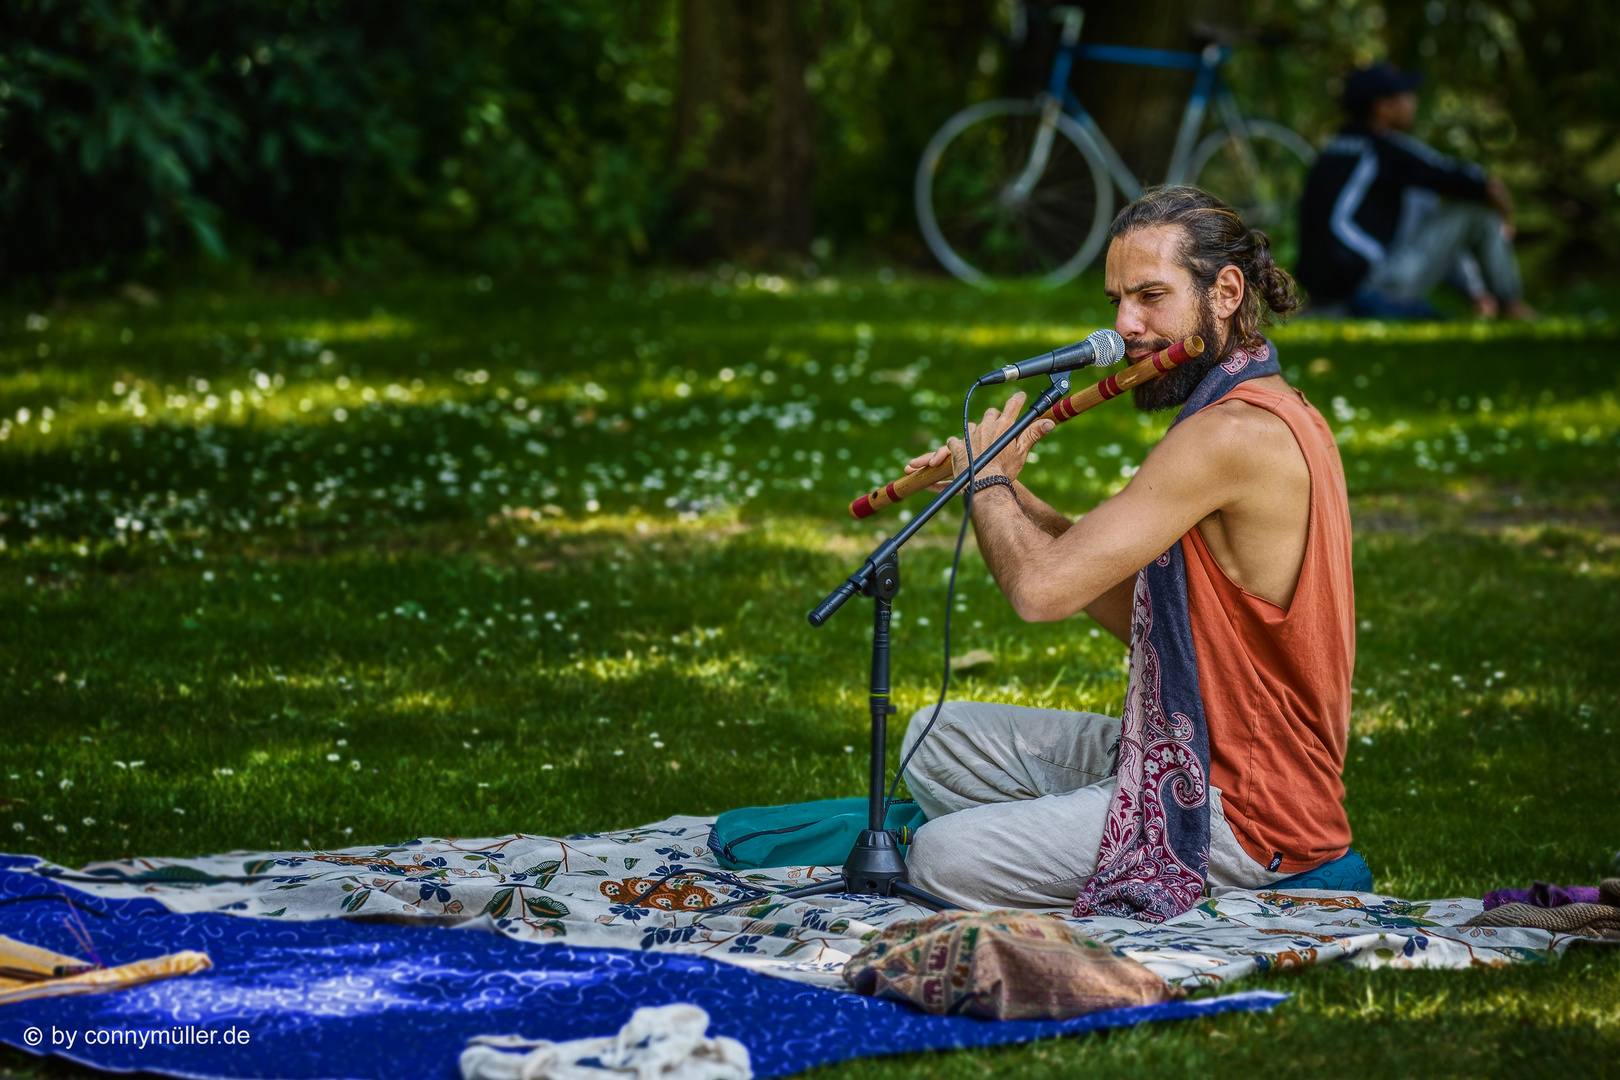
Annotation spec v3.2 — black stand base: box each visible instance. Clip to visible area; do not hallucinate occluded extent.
[698,828,957,916]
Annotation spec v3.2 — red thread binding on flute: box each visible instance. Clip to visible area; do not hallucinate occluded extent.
[1098,374,1122,400]
[851,495,874,518]
[884,482,901,503]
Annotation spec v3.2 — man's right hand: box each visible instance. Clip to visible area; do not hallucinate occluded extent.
[904,445,954,492]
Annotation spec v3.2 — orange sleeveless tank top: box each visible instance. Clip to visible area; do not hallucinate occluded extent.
[1181,380,1355,874]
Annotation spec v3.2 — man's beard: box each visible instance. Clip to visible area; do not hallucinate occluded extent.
[1131,301,1226,413]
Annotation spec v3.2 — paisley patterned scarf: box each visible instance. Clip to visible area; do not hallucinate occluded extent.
[1071,339,1281,922]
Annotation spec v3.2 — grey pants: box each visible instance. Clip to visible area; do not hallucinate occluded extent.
[899,701,1289,910]
[1368,201,1523,303]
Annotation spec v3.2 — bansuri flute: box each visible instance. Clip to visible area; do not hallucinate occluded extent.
[848,334,1204,519]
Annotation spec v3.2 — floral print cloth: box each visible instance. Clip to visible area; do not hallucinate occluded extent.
[27,814,1596,990]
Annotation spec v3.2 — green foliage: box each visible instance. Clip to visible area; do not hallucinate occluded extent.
[808,2,1000,254]
[383,1,677,267]
[0,0,243,279]
[0,0,677,286]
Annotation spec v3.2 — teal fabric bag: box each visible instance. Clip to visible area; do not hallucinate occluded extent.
[707,798,928,871]
[1268,849,1374,892]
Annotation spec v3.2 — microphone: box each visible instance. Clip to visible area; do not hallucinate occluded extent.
[975,329,1125,386]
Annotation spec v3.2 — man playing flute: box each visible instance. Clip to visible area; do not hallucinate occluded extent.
[898,186,1355,918]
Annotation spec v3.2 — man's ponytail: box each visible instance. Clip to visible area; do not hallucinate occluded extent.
[1249,228,1301,325]
[1108,186,1300,351]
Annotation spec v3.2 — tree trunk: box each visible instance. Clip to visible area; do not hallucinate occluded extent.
[673,0,817,261]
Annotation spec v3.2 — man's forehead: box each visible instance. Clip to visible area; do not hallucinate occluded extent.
[1104,227,1189,296]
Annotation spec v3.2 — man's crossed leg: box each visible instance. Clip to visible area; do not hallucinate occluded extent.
[899,701,1289,910]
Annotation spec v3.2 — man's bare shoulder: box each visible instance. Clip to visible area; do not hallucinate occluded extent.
[1157,395,1304,476]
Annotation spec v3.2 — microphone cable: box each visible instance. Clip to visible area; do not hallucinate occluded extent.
[886,380,984,808]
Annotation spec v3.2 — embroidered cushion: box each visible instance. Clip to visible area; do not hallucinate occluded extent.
[843,910,1179,1020]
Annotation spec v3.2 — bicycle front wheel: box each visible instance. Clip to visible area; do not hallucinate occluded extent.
[1189,120,1315,255]
[916,99,1113,289]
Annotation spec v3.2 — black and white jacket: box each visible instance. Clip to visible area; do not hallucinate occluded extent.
[1294,125,1489,302]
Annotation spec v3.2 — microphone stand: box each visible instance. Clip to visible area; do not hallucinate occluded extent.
[698,369,1082,917]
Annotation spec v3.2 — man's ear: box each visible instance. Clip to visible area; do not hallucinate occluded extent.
[1211,264,1245,321]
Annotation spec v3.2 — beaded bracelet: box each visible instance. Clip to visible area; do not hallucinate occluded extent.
[970,474,1021,507]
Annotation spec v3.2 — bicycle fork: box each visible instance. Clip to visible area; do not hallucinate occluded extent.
[1005,6,1084,207]
[1004,95,1065,206]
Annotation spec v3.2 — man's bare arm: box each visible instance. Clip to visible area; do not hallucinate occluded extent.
[966,407,1254,623]
[1011,481,1070,537]
[988,483,1132,640]
[1082,577,1134,642]
[909,391,1190,638]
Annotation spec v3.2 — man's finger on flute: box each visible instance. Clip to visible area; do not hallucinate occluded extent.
[944,390,1054,485]
[904,445,951,475]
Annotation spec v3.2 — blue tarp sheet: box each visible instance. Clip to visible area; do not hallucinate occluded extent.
[0,855,1285,1079]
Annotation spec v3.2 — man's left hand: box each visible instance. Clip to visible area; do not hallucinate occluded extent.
[946,390,1056,484]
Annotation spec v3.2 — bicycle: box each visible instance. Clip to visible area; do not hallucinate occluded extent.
[916,5,1316,288]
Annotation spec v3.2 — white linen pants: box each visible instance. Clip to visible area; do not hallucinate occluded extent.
[899,701,1290,910]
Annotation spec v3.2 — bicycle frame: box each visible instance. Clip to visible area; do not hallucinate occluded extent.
[916,7,1313,287]
[1030,8,1250,202]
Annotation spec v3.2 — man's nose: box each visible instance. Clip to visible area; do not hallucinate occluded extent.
[1114,303,1146,342]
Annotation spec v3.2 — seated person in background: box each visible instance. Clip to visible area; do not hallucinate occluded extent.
[1296,62,1534,320]
[896,187,1354,916]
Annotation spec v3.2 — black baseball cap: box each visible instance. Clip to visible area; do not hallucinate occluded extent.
[1343,62,1424,118]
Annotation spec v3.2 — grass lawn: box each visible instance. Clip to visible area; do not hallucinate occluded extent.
[2,267,1617,1077]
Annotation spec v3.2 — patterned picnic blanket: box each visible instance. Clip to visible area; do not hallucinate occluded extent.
[18,815,1596,990]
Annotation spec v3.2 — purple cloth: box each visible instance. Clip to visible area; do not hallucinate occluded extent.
[1482,882,1602,910]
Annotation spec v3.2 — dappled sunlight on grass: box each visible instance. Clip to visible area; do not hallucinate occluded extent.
[1276,313,1614,346]
[278,312,421,343]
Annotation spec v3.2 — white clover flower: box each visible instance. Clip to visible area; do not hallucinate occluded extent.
[59,778,73,790]
[349,760,361,770]
[82,817,95,826]
[327,753,341,762]
[55,824,67,833]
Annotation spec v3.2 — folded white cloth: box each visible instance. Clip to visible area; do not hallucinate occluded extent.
[460,1004,751,1080]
